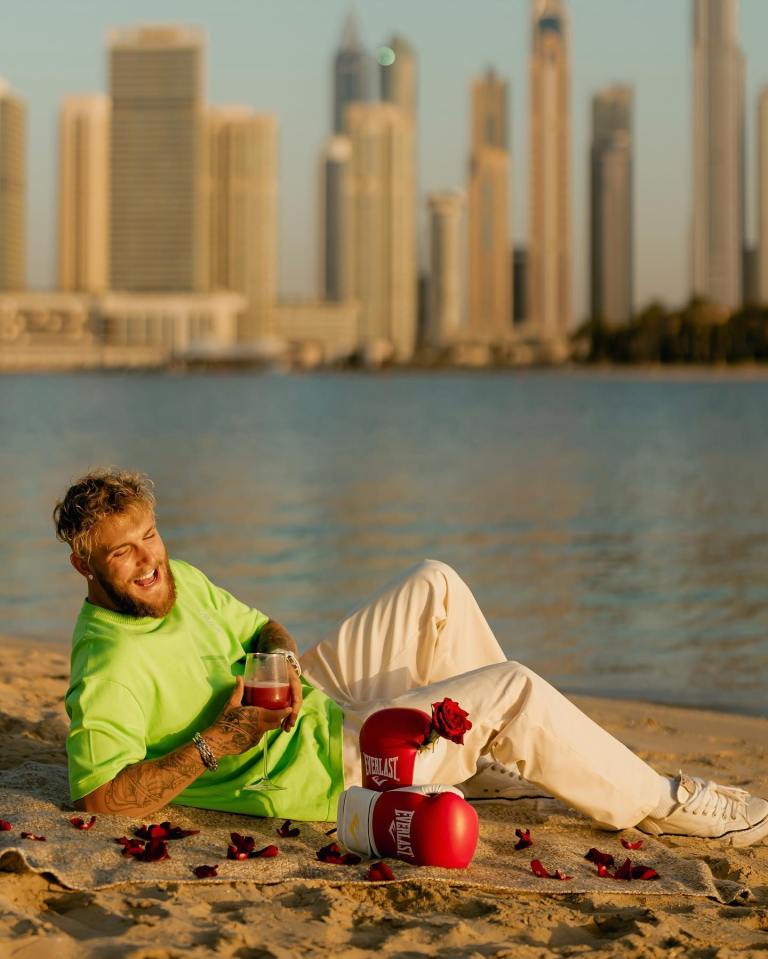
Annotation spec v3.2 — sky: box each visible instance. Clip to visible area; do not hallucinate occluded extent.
[1,0,767,321]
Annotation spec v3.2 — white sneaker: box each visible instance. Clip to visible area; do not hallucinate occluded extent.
[457,757,553,804]
[637,773,768,848]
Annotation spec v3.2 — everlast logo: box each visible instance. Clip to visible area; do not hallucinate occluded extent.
[388,808,415,859]
[363,753,399,781]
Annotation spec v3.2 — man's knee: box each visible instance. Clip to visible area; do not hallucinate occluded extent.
[416,558,468,593]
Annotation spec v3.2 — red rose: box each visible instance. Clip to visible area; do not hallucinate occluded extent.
[430,698,472,745]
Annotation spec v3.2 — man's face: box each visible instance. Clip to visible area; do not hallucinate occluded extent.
[85,508,176,619]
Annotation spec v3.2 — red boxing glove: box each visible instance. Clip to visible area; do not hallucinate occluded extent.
[337,784,479,869]
[359,707,447,790]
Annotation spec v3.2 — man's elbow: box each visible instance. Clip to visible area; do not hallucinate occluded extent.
[73,788,109,814]
[73,782,153,817]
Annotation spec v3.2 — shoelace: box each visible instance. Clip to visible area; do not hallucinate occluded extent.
[682,776,750,821]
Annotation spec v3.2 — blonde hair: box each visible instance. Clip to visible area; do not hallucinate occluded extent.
[53,467,156,561]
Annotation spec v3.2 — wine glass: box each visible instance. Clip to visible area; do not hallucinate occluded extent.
[242,652,292,791]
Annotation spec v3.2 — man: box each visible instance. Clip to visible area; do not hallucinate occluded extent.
[56,467,768,846]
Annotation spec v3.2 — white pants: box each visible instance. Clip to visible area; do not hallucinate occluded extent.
[300,559,662,830]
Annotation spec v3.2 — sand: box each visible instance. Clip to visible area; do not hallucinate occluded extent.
[1,636,767,959]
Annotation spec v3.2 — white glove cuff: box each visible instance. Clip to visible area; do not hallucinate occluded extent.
[337,786,378,857]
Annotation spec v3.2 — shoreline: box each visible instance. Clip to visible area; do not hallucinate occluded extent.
[8,633,764,723]
[5,362,768,379]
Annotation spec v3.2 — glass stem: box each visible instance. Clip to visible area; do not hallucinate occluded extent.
[262,733,270,783]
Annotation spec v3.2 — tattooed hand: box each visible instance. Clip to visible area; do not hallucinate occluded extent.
[203,676,292,757]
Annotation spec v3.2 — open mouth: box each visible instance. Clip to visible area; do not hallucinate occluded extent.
[134,568,160,589]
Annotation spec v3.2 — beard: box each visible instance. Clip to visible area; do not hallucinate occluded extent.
[94,553,177,619]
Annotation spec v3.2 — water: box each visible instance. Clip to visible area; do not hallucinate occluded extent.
[2,368,767,716]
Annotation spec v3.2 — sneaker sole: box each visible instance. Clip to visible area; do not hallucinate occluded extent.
[638,812,768,849]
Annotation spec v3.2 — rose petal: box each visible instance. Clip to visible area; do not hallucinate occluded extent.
[253,845,280,859]
[70,815,96,831]
[134,822,168,840]
[136,839,170,862]
[631,865,660,881]
[317,841,342,862]
[0,820,12,831]
[530,859,570,880]
[227,845,250,861]
[20,832,46,841]
[193,864,219,878]
[317,841,360,865]
[277,820,300,838]
[118,835,172,862]
[134,822,199,841]
[596,863,611,878]
[514,828,533,850]
[168,827,199,840]
[584,847,615,868]
[621,838,644,850]
[230,832,256,854]
[613,857,633,881]
[366,860,396,882]
[116,835,146,857]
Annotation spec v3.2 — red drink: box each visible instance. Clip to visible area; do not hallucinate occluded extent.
[244,681,292,710]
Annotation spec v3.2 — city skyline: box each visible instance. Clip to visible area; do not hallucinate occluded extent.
[2,0,768,319]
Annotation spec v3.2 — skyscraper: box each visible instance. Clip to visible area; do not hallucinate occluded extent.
[467,68,511,339]
[590,85,633,326]
[758,87,768,303]
[319,135,352,302]
[427,190,464,348]
[207,107,277,341]
[323,13,369,304]
[57,95,110,293]
[513,246,528,325]
[109,25,204,292]
[0,80,25,291]
[380,34,417,116]
[691,0,745,311]
[333,11,371,135]
[345,101,416,360]
[380,31,419,319]
[529,0,571,337]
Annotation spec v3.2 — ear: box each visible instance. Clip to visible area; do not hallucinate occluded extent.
[70,553,91,579]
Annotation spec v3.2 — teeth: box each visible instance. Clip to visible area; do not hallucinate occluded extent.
[135,569,157,586]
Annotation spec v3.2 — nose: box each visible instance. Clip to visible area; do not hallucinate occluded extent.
[135,544,156,570]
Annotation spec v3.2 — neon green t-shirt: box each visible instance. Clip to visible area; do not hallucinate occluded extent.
[65,558,345,821]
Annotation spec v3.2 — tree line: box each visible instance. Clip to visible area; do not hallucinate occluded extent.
[574,299,768,364]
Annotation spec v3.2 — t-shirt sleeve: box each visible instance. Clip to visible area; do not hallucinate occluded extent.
[66,678,147,801]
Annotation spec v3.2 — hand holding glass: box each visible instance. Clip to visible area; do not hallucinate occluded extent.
[242,652,292,790]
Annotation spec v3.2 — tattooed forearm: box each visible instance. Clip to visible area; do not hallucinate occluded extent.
[256,618,298,655]
[206,704,266,753]
[78,742,206,816]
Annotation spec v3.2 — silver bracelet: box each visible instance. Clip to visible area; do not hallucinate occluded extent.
[273,648,302,677]
[192,732,219,771]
